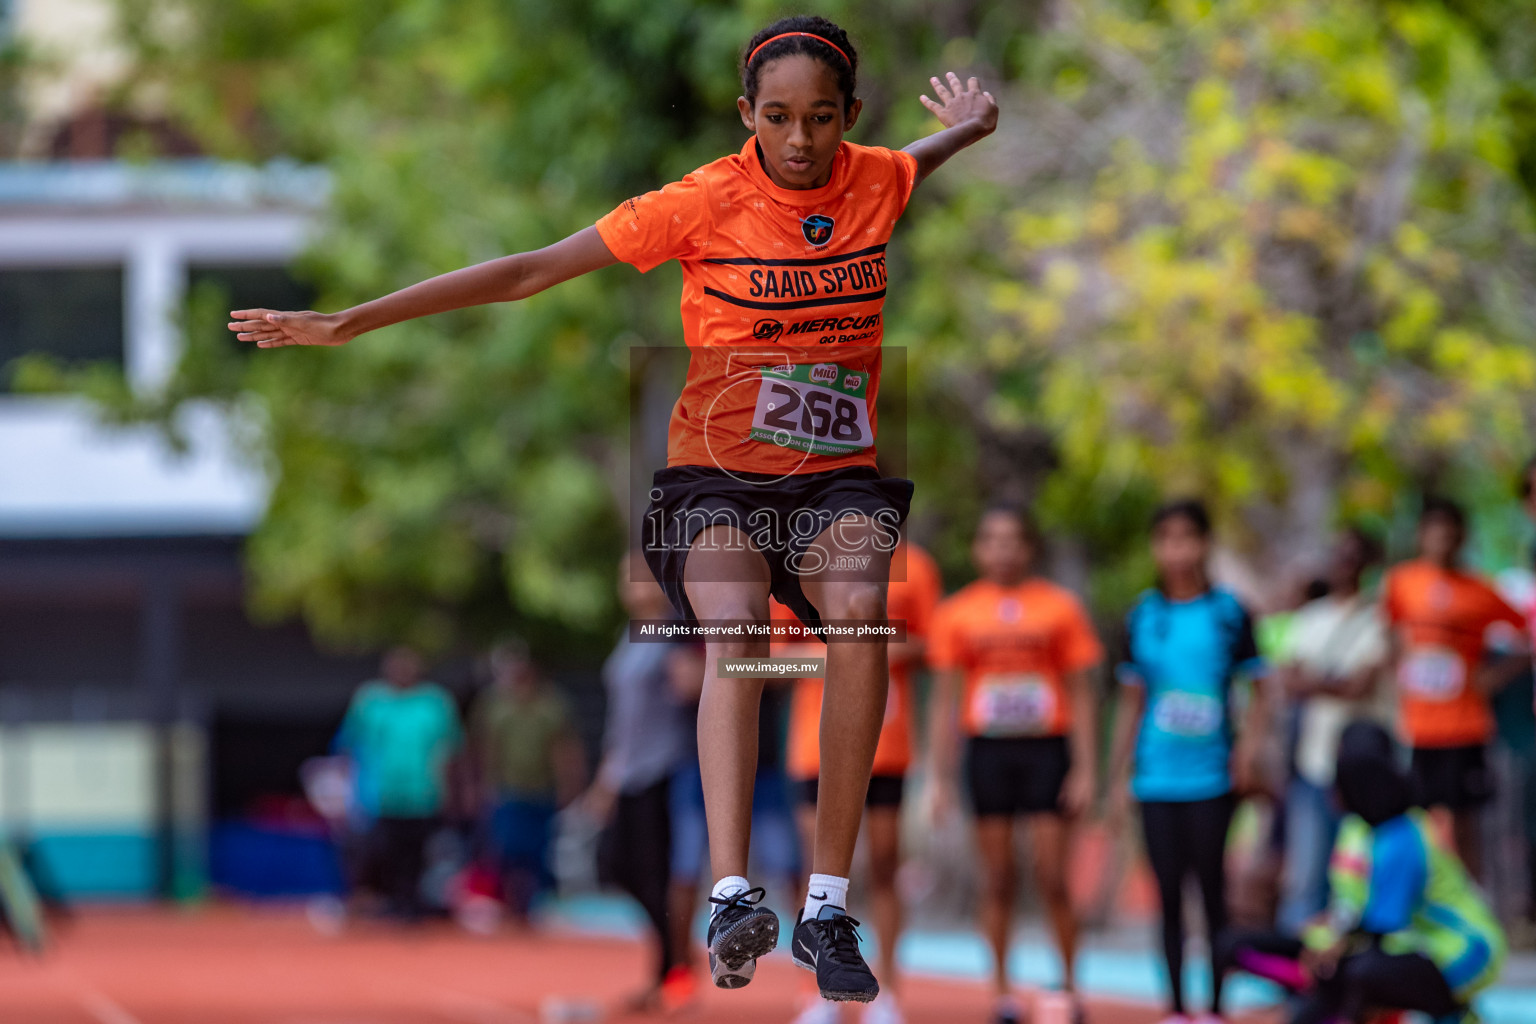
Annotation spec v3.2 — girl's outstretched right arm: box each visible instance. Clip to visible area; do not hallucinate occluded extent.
[228,226,619,348]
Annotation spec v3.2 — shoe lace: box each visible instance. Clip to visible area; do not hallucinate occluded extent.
[817,912,865,965]
[707,886,766,916]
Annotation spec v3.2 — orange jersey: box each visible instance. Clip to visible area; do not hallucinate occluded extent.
[595,138,918,476]
[928,578,1103,738]
[779,544,944,779]
[1383,560,1527,748]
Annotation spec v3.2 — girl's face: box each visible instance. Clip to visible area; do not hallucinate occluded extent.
[1417,515,1463,565]
[972,511,1034,583]
[738,54,861,190]
[1151,515,1210,581]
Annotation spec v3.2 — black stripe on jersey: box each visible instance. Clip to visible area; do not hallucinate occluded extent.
[703,243,887,267]
[703,287,886,312]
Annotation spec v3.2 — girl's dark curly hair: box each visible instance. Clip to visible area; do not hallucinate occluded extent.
[741,15,859,111]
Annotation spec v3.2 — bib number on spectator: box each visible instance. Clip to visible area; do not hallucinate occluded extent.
[1152,691,1224,738]
[971,673,1056,737]
[751,363,873,457]
[1400,646,1466,701]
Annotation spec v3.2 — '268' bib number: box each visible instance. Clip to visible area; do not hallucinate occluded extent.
[751,362,873,457]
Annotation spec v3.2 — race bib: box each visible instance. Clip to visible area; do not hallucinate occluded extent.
[1399,646,1466,701]
[751,362,873,457]
[1151,691,1224,739]
[970,673,1056,736]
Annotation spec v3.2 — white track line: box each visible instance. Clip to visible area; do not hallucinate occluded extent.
[433,988,539,1024]
[42,963,143,1024]
[73,988,143,1024]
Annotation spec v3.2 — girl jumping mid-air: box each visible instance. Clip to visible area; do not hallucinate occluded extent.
[229,15,997,1003]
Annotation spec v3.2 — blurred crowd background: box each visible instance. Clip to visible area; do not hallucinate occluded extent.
[2,0,1536,991]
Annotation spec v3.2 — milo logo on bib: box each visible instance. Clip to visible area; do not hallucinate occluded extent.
[751,362,873,457]
[1152,691,1223,738]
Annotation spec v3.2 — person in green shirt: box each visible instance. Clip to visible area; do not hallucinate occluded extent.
[470,639,586,922]
[336,647,465,921]
[1217,721,1505,1024]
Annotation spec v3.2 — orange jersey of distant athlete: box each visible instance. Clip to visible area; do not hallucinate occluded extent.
[1383,560,1527,748]
[595,138,918,476]
[928,578,1103,739]
[777,543,944,780]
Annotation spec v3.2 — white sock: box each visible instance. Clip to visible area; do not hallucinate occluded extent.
[710,875,752,917]
[802,873,849,919]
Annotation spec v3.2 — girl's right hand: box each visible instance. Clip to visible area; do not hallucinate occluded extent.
[228,309,351,348]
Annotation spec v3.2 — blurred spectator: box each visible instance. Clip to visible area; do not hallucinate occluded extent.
[1109,499,1269,1024]
[928,507,1103,1024]
[470,638,585,923]
[1272,529,1391,931]
[1383,497,1529,879]
[667,644,801,982]
[782,534,943,1024]
[335,647,464,922]
[585,553,693,1011]
[1237,572,1331,931]
[1497,457,1536,942]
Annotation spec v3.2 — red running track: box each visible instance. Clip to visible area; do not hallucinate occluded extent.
[0,905,1208,1024]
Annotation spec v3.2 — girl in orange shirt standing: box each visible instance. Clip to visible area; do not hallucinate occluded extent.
[228,15,997,1003]
[927,507,1104,1024]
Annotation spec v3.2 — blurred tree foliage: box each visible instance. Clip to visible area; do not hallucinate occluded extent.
[900,0,1536,608]
[94,0,1038,653]
[43,0,1536,650]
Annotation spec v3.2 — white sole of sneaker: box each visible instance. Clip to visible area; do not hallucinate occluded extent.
[819,987,880,1003]
[791,952,879,1003]
[710,910,780,989]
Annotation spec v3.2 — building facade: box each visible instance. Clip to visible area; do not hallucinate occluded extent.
[0,2,379,899]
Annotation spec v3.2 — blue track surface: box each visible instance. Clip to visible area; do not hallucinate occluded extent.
[546,893,1536,1024]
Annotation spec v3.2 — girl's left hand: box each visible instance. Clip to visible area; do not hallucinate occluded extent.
[920,72,999,135]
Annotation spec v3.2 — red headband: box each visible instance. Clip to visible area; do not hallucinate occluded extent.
[747,32,851,68]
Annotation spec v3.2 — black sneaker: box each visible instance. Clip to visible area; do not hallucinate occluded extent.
[705,886,779,990]
[790,905,879,1003]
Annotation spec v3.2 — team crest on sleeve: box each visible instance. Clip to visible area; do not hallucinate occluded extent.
[800,214,835,247]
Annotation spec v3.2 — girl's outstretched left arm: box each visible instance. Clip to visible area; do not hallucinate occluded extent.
[904,71,999,186]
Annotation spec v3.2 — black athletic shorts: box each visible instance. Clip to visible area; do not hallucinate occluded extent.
[642,465,913,629]
[966,735,1072,817]
[793,774,905,809]
[1410,743,1494,810]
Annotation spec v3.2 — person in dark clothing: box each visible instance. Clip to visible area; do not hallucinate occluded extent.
[586,553,694,1011]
